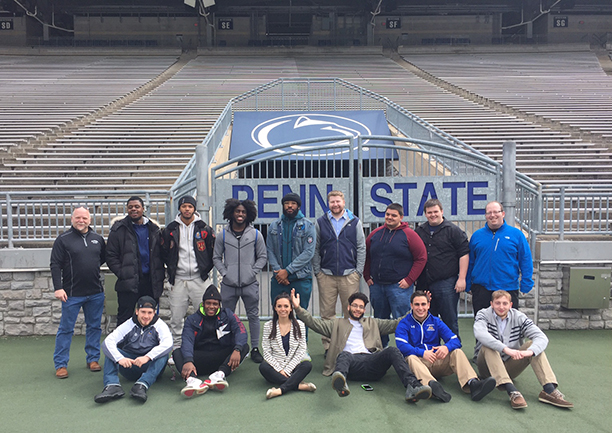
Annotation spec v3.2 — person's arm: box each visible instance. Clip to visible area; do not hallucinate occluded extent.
[50,236,67,300]
[455,254,469,293]
[375,315,405,335]
[101,320,133,362]
[253,229,268,272]
[99,236,106,267]
[436,318,461,352]
[354,219,366,276]
[202,225,216,275]
[473,311,506,353]
[465,239,476,293]
[105,228,122,277]
[312,219,322,275]
[519,314,549,356]
[291,289,333,337]
[144,320,174,361]
[266,226,282,271]
[284,321,308,374]
[518,234,534,293]
[402,228,427,287]
[180,316,197,363]
[212,230,227,276]
[394,318,424,357]
[285,222,316,275]
[363,231,373,283]
[261,321,283,372]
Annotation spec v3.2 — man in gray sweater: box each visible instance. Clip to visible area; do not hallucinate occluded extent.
[474,290,573,410]
[213,198,267,363]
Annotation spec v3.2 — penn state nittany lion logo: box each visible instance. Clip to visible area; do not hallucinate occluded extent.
[251,113,372,156]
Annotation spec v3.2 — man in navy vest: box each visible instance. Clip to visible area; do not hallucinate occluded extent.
[313,190,365,354]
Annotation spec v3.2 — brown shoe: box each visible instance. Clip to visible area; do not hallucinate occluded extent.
[538,389,574,409]
[56,367,69,379]
[87,361,101,372]
[510,391,527,409]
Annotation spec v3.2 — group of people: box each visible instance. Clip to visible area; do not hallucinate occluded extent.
[50,191,573,410]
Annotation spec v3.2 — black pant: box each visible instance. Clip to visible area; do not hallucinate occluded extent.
[259,360,312,394]
[334,347,420,388]
[117,273,155,325]
[173,344,249,378]
[471,284,519,317]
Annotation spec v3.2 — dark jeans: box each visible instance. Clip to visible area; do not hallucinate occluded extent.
[471,284,519,317]
[117,273,155,325]
[427,276,460,338]
[173,344,249,378]
[334,347,420,388]
[259,360,312,394]
[102,348,167,388]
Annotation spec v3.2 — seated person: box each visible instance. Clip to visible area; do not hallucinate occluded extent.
[94,296,172,404]
[260,293,316,399]
[174,285,249,398]
[291,289,431,403]
[395,291,496,402]
[474,290,573,410]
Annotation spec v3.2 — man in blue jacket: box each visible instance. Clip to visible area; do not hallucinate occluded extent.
[396,291,496,402]
[466,201,533,317]
[173,285,249,398]
[267,193,316,312]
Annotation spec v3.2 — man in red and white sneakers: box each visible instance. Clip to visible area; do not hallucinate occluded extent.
[173,285,249,398]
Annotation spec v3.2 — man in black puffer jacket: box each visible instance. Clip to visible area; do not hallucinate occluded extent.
[107,196,165,325]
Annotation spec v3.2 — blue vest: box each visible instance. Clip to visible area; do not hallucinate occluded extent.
[317,214,359,276]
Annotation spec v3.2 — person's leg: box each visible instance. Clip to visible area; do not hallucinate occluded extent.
[82,292,105,364]
[293,278,313,310]
[338,273,360,317]
[407,355,436,385]
[368,283,392,347]
[270,279,286,307]
[136,355,169,388]
[101,354,122,387]
[217,344,249,377]
[508,290,520,310]
[116,291,139,325]
[220,283,239,313]
[387,283,413,319]
[279,361,312,394]
[168,280,190,346]
[364,347,421,387]
[317,273,338,350]
[188,277,209,308]
[53,295,85,369]
[333,351,357,377]
[477,345,519,386]
[259,361,288,386]
[446,349,478,390]
[241,282,261,350]
[429,277,460,337]
[470,284,491,318]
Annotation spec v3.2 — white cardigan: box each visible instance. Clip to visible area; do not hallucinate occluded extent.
[261,319,307,375]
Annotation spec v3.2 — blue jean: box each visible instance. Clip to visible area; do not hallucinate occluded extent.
[102,348,168,388]
[428,276,460,338]
[53,291,105,369]
[369,282,413,347]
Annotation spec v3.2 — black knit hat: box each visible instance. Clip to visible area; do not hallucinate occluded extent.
[202,284,222,303]
[282,192,302,208]
[178,195,197,209]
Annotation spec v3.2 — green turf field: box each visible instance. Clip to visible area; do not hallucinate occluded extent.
[1,319,609,433]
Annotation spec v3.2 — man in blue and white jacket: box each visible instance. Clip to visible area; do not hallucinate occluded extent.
[94,296,172,404]
[396,291,496,403]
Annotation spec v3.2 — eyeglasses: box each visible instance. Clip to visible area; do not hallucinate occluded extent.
[350,303,366,310]
[485,210,503,216]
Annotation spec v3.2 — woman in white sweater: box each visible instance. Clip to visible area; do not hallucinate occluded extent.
[260,293,316,399]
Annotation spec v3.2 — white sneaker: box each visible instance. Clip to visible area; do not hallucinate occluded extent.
[180,377,209,398]
[204,371,229,391]
[167,355,175,366]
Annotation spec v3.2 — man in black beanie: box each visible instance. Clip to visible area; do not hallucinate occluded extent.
[173,285,249,398]
[267,192,316,318]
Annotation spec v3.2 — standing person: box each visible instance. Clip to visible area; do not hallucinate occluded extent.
[466,201,534,316]
[363,203,427,347]
[213,198,267,363]
[474,290,573,410]
[162,195,215,348]
[106,196,165,325]
[267,192,316,312]
[174,285,250,398]
[50,206,106,379]
[395,291,496,403]
[291,289,431,403]
[260,293,316,399]
[313,190,366,355]
[94,296,172,404]
[415,199,469,338]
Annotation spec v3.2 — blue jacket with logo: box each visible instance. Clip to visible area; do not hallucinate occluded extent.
[267,211,316,280]
[466,221,534,294]
[395,312,461,358]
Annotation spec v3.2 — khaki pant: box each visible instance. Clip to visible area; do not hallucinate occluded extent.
[407,349,478,392]
[316,272,360,350]
[477,341,558,387]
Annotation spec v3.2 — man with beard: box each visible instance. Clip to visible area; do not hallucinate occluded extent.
[267,193,316,313]
[213,198,267,363]
[291,289,431,403]
[162,195,215,348]
[107,196,165,325]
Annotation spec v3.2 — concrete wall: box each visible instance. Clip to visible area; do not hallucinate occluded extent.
[547,14,612,44]
[0,16,29,46]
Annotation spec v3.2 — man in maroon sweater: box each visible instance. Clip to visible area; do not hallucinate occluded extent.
[364,203,427,347]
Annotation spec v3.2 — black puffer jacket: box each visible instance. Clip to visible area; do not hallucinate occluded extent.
[106,215,165,298]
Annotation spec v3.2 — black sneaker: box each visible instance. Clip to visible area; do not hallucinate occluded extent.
[130,383,148,403]
[470,377,497,402]
[331,371,350,397]
[251,347,263,364]
[405,383,432,402]
[429,380,452,403]
[94,385,125,403]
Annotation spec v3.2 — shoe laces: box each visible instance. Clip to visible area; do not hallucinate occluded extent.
[510,391,523,401]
